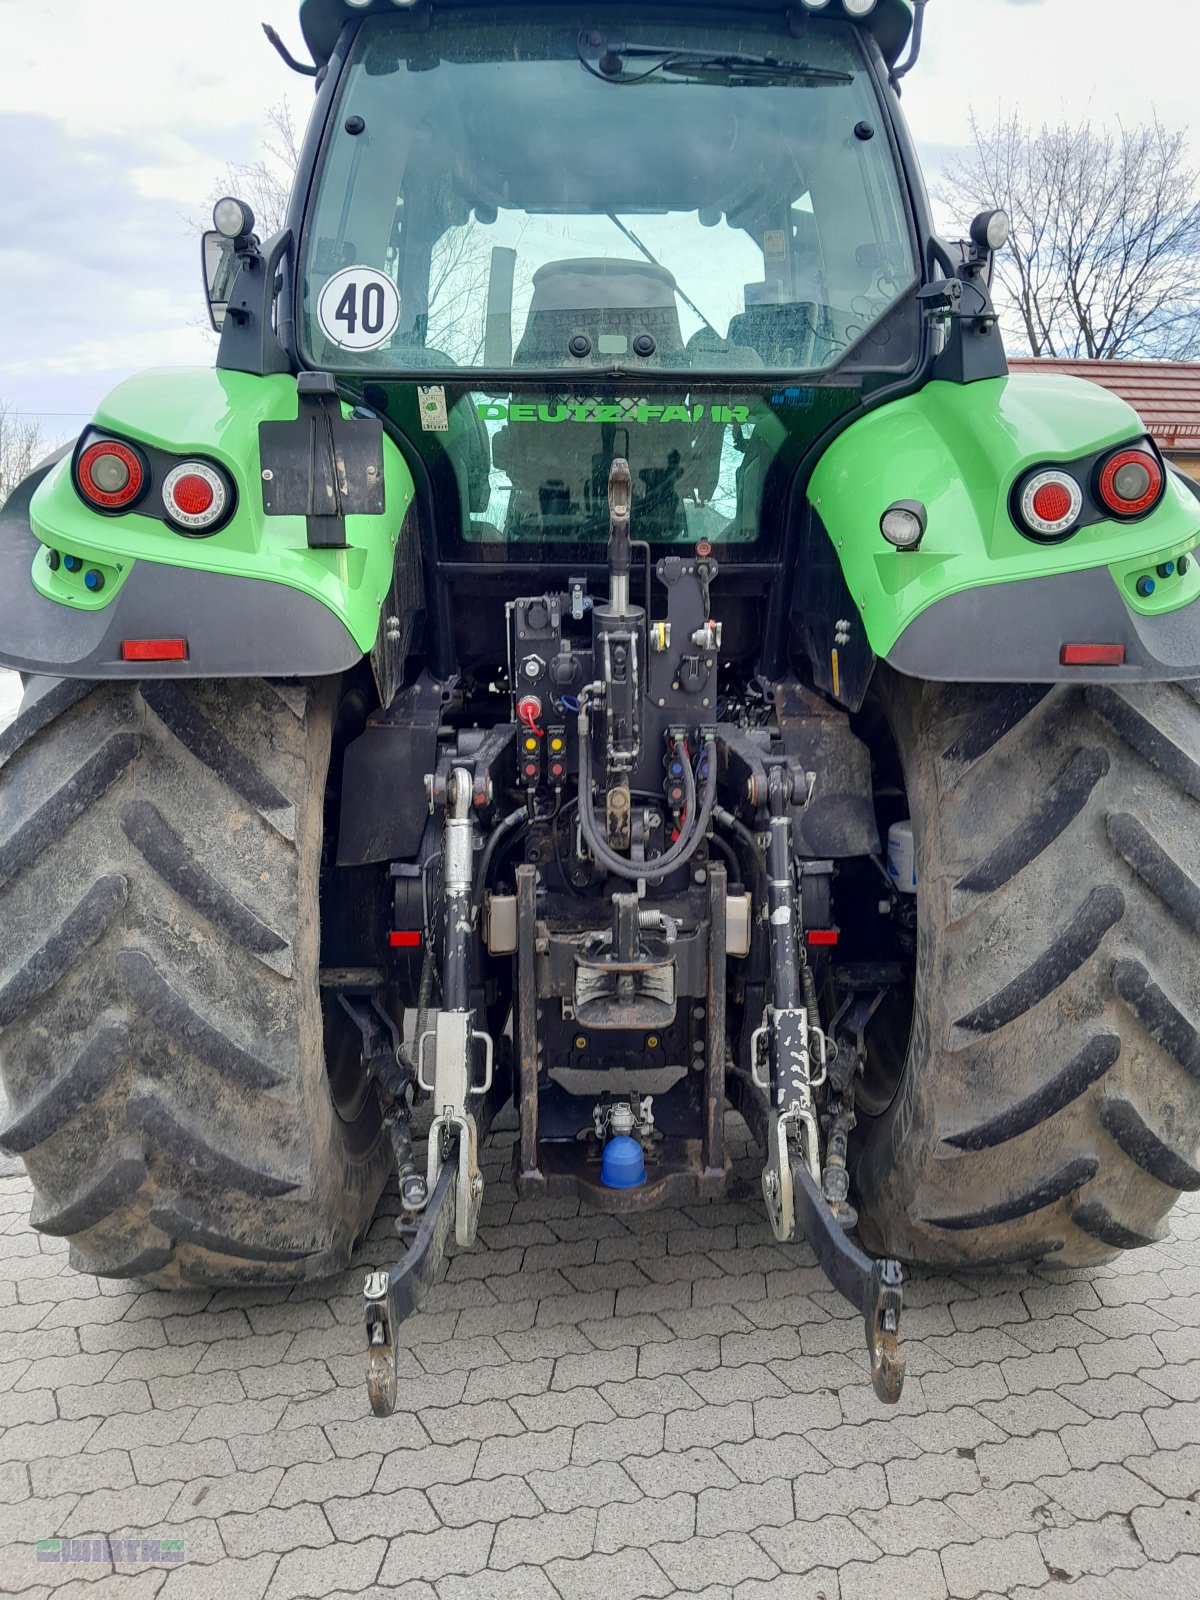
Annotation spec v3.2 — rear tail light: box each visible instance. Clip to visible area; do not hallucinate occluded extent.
[162,461,230,533]
[1016,468,1083,540]
[76,439,147,511]
[1097,447,1163,518]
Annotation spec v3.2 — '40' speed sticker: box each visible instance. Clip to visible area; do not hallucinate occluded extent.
[317,266,401,352]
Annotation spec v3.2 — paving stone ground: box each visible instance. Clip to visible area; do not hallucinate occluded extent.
[1,677,1199,1597]
[0,1103,1198,1600]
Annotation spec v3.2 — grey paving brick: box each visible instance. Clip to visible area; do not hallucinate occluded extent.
[273,1453,382,1507]
[975,1429,1072,1488]
[0,1386,57,1427]
[651,1531,777,1589]
[758,1510,882,1574]
[791,1464,889,1521]
[999,1346,1089,1395]
[977,1388,1091,1437]
[375,1441,479,1492]
[713,1434,826,1484]
[596,1489,694,1552]
[598,1373,705,1418]
[943,1482,1059,1539]
[324,1488,441,1540]
[183,1397,287,1442]
[0,1417,100,1462]
[59,1480,189,1543]
[231,1424,332,1472]
[572,1413,665,1464]
[1060,1410,1156,1470]
[158,1552,278,1600]
[267,1535,386,1598]
[241,1360,334,1401]
[420,1399,524,1444]
[941,1533,1049,1599]
[839,1549,947,1600]
[687,1363,787,1405]
[525,1461,640,1513]
[132,1439,236,1487]
[1142,1360,1200,1403]
[576,1312,673,1350]
[696,1478,792,1537]
[426,1474,540,1527]
[1131,1500,1200,1561]
[665,1400,754,1452]
[852,1497,977,1556]
[476,1426,573,1480]
[325,1412,429,1458]
[627,1446,739,1497]
[463,1357,552,1403]
[510,1386,616,1432]
[490,1507,596,1569]
[220,1504,335,1557]
[169,1466,283,1521]
[496,1324,593,1362]
[1039,1513,1146,1577]
[752,1391,841,1437]
[543,1548,673,1600]
[807,1419,925,1469]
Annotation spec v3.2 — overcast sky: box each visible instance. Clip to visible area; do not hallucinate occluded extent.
[1,0,1196,440]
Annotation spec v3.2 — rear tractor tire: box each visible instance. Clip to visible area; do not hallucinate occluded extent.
[854,670,1200,1268]
[0,676,391,1285]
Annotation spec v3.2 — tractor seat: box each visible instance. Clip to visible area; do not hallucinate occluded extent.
[514,258,685,366]
[727,302,821,369]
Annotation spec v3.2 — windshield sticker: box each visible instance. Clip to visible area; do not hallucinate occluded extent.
[475,401,752,426]
[769,386,817,408]
[418,385,449,432]
[317,266,401,352]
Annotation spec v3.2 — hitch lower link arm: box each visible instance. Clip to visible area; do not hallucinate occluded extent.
[755,764,907,1404]
[364,767,489,1417]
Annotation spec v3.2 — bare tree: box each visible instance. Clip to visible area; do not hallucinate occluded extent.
[935,112,1200,360]
[206,104,514,361]
[205,102,301,238]
[0,401,52,511]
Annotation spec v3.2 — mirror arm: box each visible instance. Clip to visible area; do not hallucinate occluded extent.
[262,24,318,78]
[216,229,295,378]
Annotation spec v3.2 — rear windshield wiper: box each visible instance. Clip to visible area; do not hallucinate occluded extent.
[578,37,854,87]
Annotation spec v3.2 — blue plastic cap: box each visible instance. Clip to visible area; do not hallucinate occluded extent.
[601,1134,645,1189]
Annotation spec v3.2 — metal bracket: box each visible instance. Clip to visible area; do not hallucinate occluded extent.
[427,1108,483,1248]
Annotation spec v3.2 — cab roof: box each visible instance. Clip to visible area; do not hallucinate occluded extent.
[298,0,915,75]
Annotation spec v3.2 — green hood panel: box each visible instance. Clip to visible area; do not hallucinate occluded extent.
[28,368,414,654]
[809,374,1200,656]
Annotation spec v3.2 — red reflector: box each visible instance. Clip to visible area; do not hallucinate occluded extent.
[121,639,188,661]
[807,929,839,946]
[389,931,422,948]
[171,472,216,517]
[1060,644,1126,666]
[1031,480,1074,524]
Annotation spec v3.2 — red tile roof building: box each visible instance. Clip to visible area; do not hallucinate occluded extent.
[1010,359,1200,482]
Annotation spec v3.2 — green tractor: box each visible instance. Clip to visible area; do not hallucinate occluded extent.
[3,0,1199,1413]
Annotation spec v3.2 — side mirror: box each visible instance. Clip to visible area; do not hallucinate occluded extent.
[201,231,239,332]
[202,197,260,333]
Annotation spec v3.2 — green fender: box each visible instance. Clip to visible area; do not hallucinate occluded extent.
[809,374,1200,676]
[1,367,415,678]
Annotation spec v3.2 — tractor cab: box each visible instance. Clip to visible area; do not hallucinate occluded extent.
[274,1,925,560]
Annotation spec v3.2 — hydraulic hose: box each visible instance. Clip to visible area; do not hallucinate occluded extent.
[576,703,716,883]
[472,806,527,912]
